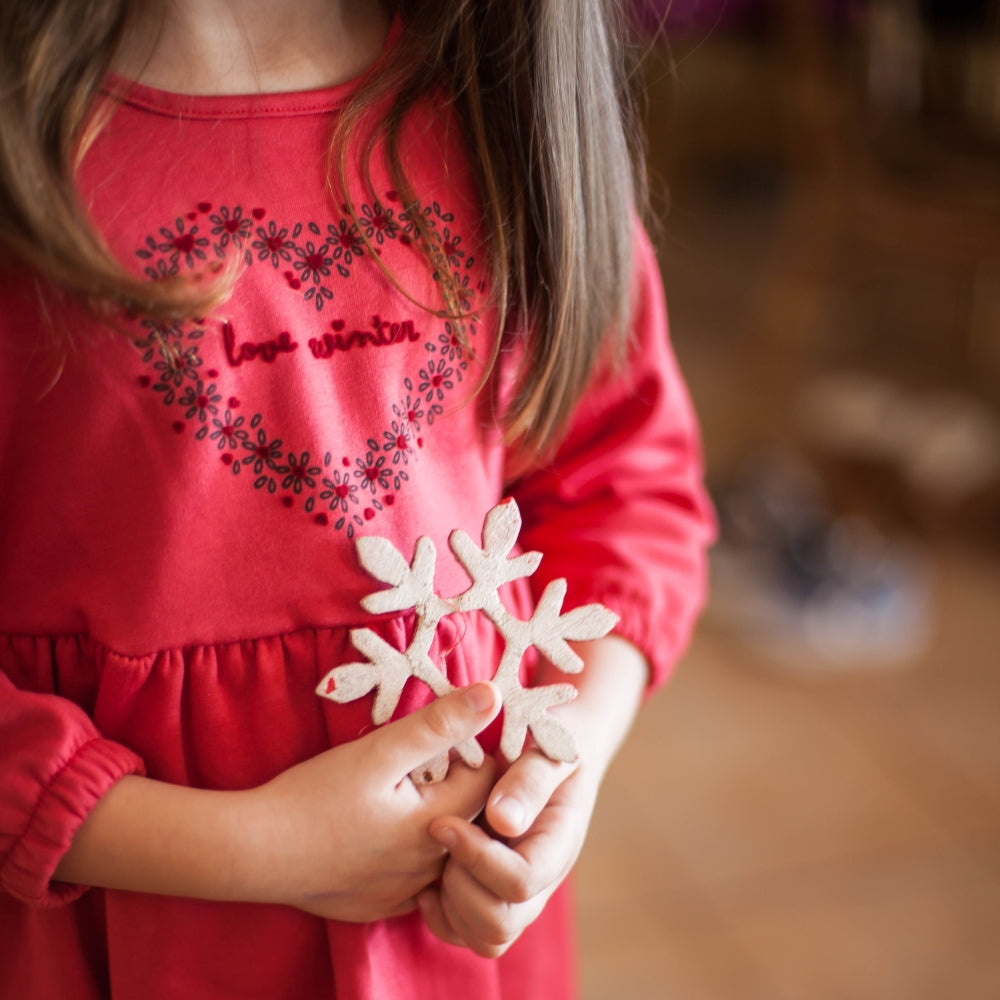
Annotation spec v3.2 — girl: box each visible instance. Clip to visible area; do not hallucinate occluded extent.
[0,1,712,997]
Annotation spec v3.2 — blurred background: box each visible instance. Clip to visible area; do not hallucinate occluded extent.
[575,1,1000,997]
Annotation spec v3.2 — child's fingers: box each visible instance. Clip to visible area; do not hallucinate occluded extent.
[416,886,468,949]
[430,806,587,957]
[436,854,540,959]
[484,747,575,838]
[438,868,510,958]
[428,817,555,905]
[371,683,501,781]
[419,756,498,820]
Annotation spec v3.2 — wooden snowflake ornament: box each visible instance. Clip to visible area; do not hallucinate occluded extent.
[316,498,619,782]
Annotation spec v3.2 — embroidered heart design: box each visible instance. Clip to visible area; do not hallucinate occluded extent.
[131,195,478,538]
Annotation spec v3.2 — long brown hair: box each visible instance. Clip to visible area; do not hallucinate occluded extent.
[0,0,646,456]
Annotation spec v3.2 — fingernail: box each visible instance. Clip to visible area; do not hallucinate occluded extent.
[492,794,524,832]
[430,825,456,847]
[463,682,494,713]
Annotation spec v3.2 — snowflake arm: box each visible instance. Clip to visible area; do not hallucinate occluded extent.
[320,628,412,725]
[357,534,450,621]
[500,682,579,763]
[527,579,621,675]
[449,499,543,616]
[482,577,620,760]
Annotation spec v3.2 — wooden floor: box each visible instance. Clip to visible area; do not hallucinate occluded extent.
[574,22,1000,1000]
[576,544,1000,999]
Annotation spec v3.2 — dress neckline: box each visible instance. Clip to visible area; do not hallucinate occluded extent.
[102,15,402,120]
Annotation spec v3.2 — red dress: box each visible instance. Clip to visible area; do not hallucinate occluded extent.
[0,64,712,1000]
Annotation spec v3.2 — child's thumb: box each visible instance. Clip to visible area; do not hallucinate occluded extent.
[374,683,501,780]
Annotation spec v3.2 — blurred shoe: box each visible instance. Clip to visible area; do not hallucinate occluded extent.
[708,452,931,670]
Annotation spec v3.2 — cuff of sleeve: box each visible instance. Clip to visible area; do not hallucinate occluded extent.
[588,584,702,694]
[1,738,145,908]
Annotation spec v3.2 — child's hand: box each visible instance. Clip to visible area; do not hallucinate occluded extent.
[415,636,650,956]
[244,682,502,923]
[417,748,595,957]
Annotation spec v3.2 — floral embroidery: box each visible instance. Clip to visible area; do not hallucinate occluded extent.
[141,218,211,272]
[451,272,476,313]
[134,319,190,363]
[437,227,468,271]
[242,427,284,481]
[402,376,444,426]
[179,380,222,426]
[209,409,248,450]
[382,420,413,465]
[293,241,333,282]
[292,240,336,311]
[393,394,426,432]
[355,445,391,494]
[252,220,301,267]
[359,201,399,245]
[151,345,203,404]
[326,218,365,275]
[416,358,454,403]
[320,469,360,513]
[278,450,322,494]
[209,205,254,264]
[432,323,470,382]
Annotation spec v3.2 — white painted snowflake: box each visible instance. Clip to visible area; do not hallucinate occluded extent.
[316,498,619,783]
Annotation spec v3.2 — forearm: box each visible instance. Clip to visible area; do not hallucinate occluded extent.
[53,774,256,902]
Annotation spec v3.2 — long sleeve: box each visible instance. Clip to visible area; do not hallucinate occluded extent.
[509,226,715,688]
[0,668,145,906]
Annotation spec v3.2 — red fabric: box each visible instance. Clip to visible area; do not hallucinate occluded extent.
[0,54,711,1000]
